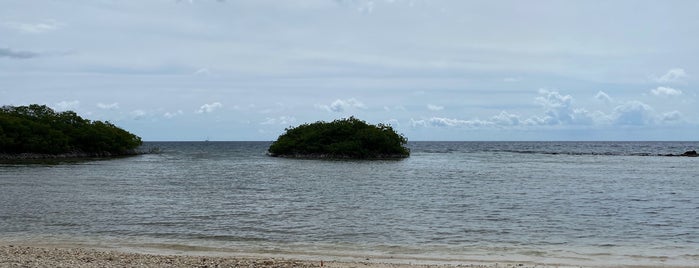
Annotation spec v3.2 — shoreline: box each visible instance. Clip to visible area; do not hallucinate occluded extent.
[0,148,160,162]
[0,244,555,268]
[1,241,695,268]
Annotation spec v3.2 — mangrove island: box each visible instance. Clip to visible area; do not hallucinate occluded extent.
[0,104,142,160]
[268,117,410,159]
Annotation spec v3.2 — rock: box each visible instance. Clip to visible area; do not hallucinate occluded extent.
[681,150,697,157]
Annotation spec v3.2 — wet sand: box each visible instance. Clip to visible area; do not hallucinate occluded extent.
[0,244,560,268]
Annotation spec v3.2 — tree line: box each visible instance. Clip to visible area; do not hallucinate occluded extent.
[268,117,410,159]
[0,104,142,155]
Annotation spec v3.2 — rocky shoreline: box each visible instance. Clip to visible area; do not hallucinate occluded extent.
[0,245,539,268]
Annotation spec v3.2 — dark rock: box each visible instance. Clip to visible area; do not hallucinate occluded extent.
[681,150,698,157]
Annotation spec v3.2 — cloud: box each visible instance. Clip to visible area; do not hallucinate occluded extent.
[427,104,444,111]
[412,90,669,130]
[0,48,39,59]
[196,102,223,114]
[260,116,296,125]
[661,111,683,123]
[164,110,184,118]
[1,20,62,33]
[490,111,521,126]
[131,109,147,120]
[96,102,120,110]
[655,68,687,83]
[411,117,492,128]
[317,98,366,112]
[612,101,655,126]
[384,118,400,126]
[535,89,575,124]
[651,86,682,96]
[594,91,613,103]
[55,100,80,111]
[358,1,375,13]
[409,88,689,131]
[536,89,572,109]
[335,0,376,13]
[194,68,211,76]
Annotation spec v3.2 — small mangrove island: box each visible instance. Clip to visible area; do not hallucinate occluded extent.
[0,104,142,160]
[268,117,410,159]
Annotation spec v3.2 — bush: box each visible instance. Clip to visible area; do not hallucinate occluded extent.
[0,104,142,155]
[268,117,409,159]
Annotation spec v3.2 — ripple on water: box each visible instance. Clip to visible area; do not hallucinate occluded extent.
[1,141,699,266]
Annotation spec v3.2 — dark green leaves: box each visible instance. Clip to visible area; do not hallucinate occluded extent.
[268,117,409,159]
[0,104,142,155]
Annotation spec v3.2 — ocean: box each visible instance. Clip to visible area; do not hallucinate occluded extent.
[1,141,698,267]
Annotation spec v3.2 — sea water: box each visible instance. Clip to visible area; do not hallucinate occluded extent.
[1,141,698,267]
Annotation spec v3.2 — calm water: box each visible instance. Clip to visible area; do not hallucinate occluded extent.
[1,142,698,267]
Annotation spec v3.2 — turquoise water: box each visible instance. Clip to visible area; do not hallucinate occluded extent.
[1,142,698,266]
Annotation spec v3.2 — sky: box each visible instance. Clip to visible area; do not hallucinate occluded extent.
[2,0,698,141]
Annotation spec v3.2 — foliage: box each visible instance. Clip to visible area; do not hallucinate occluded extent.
[268,117,409,159]
[0,104,142,155]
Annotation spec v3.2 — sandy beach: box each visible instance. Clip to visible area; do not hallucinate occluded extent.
[0,244,566,268]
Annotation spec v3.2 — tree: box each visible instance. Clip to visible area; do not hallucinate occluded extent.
[268,117,409,159]
[0,104,142,155]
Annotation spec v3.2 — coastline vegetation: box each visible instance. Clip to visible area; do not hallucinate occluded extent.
[268,117,410,159]
[0,104,142,159]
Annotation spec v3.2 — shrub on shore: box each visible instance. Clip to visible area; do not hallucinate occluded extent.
[268,117,410,159]
[0,104,142,156]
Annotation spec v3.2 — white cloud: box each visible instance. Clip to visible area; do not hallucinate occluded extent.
[164,110,184,118]
[535,89,575,124]
[411,117,492,128]
[651,86,682,96]
[594,91,613,103]
[1,20,62,33]
[655,68,687,83]
[384,118,400,126]
[131,109,147,120]
[612,101,655,126]
[260,116,296,125]
[531,90,605,125]
[196,102,223,114]
[427,104,444,111]
[55,100,80,111]
[490,111,521,126]
[316,98,366,112]
[536,89,572,109]
[96,102,119,110]
[411,90,652,130]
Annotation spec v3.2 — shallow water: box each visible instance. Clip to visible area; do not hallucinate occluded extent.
[1,141,698,266]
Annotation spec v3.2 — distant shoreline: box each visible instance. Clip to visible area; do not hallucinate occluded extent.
[267,152,409,159]
[0,151,141,162]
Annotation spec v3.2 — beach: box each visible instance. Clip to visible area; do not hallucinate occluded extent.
[0,244,552,268]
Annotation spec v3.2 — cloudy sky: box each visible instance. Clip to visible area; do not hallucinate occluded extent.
[2,0,698,141]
